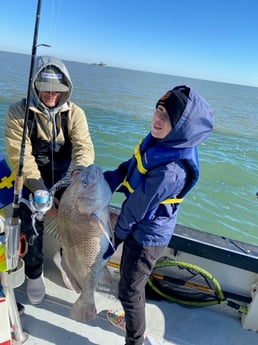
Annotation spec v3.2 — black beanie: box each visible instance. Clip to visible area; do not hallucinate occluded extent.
[156,89,188,127]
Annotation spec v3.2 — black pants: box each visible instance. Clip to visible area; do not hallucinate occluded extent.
[118,235,166,345]
[19,187,66,279]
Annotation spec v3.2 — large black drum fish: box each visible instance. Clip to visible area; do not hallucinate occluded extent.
[57,164,115,321]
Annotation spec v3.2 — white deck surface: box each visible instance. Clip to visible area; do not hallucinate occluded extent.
[13,256,258,345]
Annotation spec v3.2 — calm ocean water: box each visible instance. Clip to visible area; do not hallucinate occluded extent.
[1,51,258,245]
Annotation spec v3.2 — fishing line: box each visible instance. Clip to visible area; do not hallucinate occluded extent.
[43,0,63,40]
[26,1,65,192]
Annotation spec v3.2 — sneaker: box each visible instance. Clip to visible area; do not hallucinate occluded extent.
[107,309,148,339]
[53,251,73,290]
[26,275,45,305]
[17,302,25,316]
[107,309,126,331]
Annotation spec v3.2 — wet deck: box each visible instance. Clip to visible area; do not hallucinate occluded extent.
[14,256,258,345]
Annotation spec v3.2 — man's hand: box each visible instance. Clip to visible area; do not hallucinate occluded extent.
[71,169,81,178]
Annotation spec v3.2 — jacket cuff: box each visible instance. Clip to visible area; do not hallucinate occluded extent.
[25,178,47,193]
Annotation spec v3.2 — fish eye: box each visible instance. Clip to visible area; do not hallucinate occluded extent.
[82,177,88,186]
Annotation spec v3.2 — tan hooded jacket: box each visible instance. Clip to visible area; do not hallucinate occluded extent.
[5,56,95,193]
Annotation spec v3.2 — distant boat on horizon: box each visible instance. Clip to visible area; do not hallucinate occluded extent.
[91,62,106,67]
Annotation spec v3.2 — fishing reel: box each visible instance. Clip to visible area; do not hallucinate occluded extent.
[30,190,53,219]
[20,190,53,221]
[20,190,53,245]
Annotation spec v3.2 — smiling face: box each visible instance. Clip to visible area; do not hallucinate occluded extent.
[151,105,172,139]
[38,91,62,107]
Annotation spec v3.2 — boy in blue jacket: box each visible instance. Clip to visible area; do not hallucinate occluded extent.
[104,85,213,345]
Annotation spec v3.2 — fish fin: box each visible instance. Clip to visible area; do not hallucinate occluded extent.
[44,217,60,240]
[61,256,81,293]
[70,296,97,322]
[67,275,81,293]
[98,266,113,285]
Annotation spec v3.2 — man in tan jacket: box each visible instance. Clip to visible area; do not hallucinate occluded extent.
[5,55,95,305]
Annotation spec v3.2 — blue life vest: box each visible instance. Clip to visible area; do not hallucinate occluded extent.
[0,152,15,208]
[120,133,199,204]
[0,152,29,209]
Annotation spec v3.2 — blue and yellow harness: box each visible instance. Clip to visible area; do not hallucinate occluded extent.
[121,134,200,204]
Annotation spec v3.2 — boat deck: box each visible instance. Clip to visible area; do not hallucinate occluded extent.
[14,256,258,345]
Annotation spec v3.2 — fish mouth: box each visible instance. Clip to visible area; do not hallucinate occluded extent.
[80,165,103,186]
[91,164,102,179]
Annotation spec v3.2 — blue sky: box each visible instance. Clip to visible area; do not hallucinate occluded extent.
[1,0,258,87]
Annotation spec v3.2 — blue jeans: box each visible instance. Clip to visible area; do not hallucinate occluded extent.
[118,235,166,345]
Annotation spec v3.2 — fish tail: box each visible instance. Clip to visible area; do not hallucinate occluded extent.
[70,296,97,322]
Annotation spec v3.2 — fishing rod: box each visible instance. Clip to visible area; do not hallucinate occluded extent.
[1,3,46,343]
[4,0,52,273]
[11,0,45,226]
[11,0,42,224]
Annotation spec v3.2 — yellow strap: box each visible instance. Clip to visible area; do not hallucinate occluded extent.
[125,139,184,205]
[134,139,147,174]
[122,179,134,193]
[122,138,146,191]
[160,198,184,204]
[0,208,6,218]
[0,172,15,189]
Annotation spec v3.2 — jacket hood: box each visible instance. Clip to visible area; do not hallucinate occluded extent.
[158,85,214,148]
[31,55,73,113]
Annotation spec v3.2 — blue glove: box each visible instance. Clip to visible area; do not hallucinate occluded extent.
[103,171,119,193]
[104,160,130,193]
[103,234,123,259]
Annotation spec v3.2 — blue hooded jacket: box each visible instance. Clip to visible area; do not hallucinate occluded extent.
[105,85,213,246]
